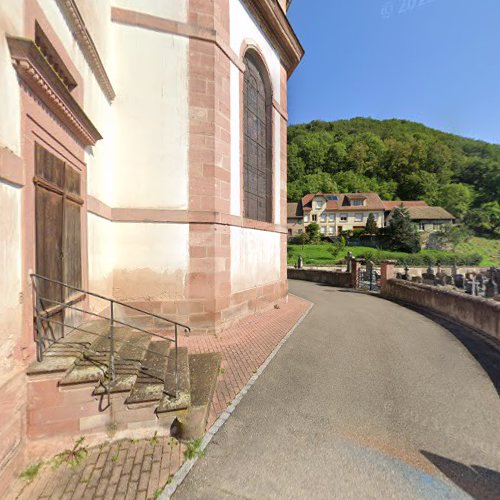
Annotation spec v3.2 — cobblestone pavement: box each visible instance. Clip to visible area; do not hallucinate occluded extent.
[10,295,311,500]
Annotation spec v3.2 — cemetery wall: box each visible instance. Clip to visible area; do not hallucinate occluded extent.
[288,268,354,288]
[382,279,500,341]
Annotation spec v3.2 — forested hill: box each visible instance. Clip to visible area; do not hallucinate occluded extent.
[287,118,499,235]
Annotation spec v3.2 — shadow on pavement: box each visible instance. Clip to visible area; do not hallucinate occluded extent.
[421,450,500,500]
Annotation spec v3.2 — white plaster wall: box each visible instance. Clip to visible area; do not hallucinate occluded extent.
[75,0,112,68]
[273,110,281,225]
[229,64,241,216]
[114,223,188,272]
[229,0,281,104]
[0,0,23,154]
[87,212,115,298]
[113,222,189,300]
[0,182,22,371]
[111,23,189,209]
[112,0,187,22]
[230,226,281,292]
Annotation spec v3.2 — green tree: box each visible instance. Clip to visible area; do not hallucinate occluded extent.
[295,231,309,250]
[386,207,421,253]
[306,222,321,244]
[465,201,500,236]
[364,213,378,235]
[433,224,471,251]
[438,183,474,220]
[328,235,346,260]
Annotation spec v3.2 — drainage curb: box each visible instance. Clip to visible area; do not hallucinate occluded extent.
[160,300,314,499]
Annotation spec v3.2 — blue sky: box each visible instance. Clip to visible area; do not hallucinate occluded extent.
[287,0,500,144]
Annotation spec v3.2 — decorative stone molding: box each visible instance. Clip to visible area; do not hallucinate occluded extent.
[54,0,115,101]
[242,0,304,74]
[7,37,102,146]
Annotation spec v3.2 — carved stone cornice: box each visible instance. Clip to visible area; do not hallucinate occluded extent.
[54,0,115,101]
[242,0,304,74]
[7,37,102,146]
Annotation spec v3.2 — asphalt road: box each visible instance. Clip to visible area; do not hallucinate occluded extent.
[174,280,500,499]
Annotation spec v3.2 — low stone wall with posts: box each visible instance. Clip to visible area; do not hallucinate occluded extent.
[380,276,500,342]
[287,267,356,288]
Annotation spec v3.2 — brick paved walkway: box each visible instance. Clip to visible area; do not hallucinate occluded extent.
[10,294,310,500]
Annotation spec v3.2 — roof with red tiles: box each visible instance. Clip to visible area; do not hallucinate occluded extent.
[301,192,385,212]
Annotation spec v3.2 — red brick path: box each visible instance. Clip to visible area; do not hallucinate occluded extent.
[10,294,311,500]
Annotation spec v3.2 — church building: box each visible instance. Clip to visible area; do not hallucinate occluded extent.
[0,0,302,488]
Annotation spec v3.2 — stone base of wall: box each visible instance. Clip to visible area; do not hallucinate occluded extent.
[287,268,353,288]
[382,279,500,341]
[0,370,27,498]
[123,279,288,335]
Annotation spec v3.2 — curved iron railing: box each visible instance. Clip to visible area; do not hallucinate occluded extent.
[30,273,190,398]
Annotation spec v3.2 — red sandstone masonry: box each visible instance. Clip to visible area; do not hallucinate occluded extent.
[9,294,310,500]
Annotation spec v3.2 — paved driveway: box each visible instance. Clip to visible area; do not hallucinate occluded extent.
[174,280,500,499]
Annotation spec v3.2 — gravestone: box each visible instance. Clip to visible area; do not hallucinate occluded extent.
[401,266,410,281]
[485,267,498,298]
[454,274,465,289]
[412,276,423,284]
[422,263,436,285]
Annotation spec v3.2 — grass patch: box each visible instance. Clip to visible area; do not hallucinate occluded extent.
[455,237,500,266]
[20,461,44,482]
[288,242,494,267]
[183,438,205,460]
[52,437,88,469]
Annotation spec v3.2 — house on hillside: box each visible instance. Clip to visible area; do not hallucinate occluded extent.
[288,192,386,237]
[0,0,302,489]
[386,206,455,231]
[382,200,429,224]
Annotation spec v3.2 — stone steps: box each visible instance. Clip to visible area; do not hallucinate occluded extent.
[157,348,191,415]
[126,341,170,405]
[27,320,221,440]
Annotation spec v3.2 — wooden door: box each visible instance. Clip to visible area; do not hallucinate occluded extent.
[34,143,82,340]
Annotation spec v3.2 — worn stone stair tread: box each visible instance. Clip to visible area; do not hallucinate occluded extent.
[92,332,151,395]
[175,352,222,440]
[59,328,134,386]
[26,320,112,375]
[156,347,191,413]
[126,341,171,405]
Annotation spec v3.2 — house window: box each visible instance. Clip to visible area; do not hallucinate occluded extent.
[312,214,317,222]
[355,213,363,222]
[419,222,425,231]
[352,199,364,206]
[320,227,326,234]
[315,200,325,209]
[373,213,379,221]
[329,213,335,222]
[320,214,327,222]
[329,227,335,234]
[304,215,309,223]
[243,50,272,222]
[340,213,348,222]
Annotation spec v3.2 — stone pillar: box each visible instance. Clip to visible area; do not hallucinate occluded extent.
[380,260,397,287]
[350,259,360,289]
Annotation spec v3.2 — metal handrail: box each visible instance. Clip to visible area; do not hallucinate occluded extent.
[30,273,190,399]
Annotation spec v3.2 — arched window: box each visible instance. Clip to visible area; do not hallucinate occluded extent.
[243,50,272,222]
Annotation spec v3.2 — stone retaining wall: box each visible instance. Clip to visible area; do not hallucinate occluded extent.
[382,279,500,341]
[287,268,354,288]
